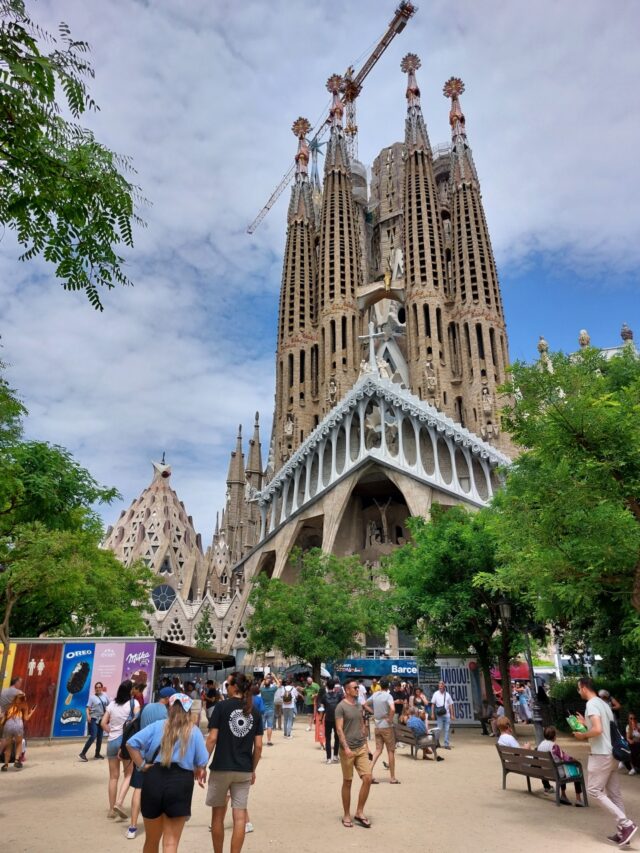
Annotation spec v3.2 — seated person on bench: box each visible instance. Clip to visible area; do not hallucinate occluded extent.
[406,708,443,761]
[496,716,552,793]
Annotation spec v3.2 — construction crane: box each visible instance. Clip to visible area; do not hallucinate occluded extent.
[246,1,417,235]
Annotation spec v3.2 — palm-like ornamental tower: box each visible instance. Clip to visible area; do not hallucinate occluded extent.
[401,53,448,401]
[317,74,362,410]
[273,118,320,465]
[445,77,510,443]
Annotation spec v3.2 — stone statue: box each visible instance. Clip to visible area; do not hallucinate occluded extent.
[359,358,371,378]
[327,377,338,405]
[366,519,381,547]
[373,497,392,544]
[481,386,493,414]
[425,359,437,392]
[376,356,393,380]
[284,414,294,436]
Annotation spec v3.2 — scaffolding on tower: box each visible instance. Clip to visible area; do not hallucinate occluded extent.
[246,1,417,234]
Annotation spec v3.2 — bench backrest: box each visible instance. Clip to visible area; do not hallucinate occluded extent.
[496,744,556,780]
[394,723,422,739]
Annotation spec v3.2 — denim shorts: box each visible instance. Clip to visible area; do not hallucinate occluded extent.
[106,736,122,758]
[262,708,274,729]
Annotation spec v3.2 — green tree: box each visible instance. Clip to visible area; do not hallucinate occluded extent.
[247,548,389,684]
[194,605,214,651]
[386,505,517,716]
[0,361,154,682]
[489,345,640,647]
[0,0,145,309]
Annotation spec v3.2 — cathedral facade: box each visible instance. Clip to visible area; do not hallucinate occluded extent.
[105,54,518,658]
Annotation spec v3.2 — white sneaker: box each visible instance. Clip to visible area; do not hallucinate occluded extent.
[332,756,340,763]
[306,726,311,732]
[629,768,637,776]
[619,762,625,770]
[245,822,254,833]
[126,827,137,840]
[326,758,332,764]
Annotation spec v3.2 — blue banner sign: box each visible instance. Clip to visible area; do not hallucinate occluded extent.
[334,658,418,678]
[52,642,95,737]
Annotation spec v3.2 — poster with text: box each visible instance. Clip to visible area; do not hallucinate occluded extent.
[0,643,16,689]
[122,641,156,701]
[52,642,95,737]
[438,659,482,725]
[93,642,126,703]
[21,643,63,737]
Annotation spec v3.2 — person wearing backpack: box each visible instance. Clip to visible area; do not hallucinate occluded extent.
[101,680,140,819]
[574,677,637,846]
[319,679,343,764]
[281,680,297,738]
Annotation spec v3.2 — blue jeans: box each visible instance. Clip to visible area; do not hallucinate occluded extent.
[263,708,274,731]
[283,707,295,737]
[437,713,451,746]
[81,718,103,757]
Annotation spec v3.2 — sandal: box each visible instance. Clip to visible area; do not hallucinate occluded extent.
[342,818,353,828]
[354,816,372,828]
[390,779,401,784]
[1,764,8,772]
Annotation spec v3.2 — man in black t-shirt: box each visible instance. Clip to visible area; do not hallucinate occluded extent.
[206,673,263,853]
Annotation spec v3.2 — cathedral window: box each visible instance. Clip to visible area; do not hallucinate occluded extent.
[158,556,172,574]
[475,324,485,360]
[288,353,294,388]
[341,316,347,350]
[152,584,176,612]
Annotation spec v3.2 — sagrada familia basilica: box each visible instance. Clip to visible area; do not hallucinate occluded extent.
[103,20,635,662]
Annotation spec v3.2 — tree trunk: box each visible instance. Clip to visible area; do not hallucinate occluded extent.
[311,659,322,686]
[476,645,496,703]
[0,587,16,688]
[498,627,514,725]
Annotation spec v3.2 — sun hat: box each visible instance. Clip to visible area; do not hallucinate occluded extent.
[168,692,193,712]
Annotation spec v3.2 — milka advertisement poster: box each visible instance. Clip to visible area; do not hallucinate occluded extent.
[122,641,156,701]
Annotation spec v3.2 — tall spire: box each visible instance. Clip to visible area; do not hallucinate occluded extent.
[227,425,245,485]
[317,72,362,407]
[401,53,431,152]
[246,412,263,478]
[273,120,321,466]
[444,77,478,184]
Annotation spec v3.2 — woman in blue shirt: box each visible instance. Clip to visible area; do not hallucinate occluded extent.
[127,693,208,852]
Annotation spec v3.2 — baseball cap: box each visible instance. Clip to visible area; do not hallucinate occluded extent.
[168,692,193,712]
[159,686,177,699]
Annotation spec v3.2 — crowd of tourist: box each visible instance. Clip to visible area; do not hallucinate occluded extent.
[2,669,640,848]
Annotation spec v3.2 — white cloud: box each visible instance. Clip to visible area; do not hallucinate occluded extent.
[1,0,638,538]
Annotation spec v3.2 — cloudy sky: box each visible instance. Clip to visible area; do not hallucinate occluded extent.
[1,0,638,540]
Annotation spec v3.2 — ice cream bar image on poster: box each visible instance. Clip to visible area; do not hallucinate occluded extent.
[64,661,90,705]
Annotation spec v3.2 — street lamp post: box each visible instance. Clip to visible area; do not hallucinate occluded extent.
[497,598,544,746]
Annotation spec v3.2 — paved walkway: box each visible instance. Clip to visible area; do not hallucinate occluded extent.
[1,723,639,851]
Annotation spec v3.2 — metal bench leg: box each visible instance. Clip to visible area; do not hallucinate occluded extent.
[526,775,531,793]
[503,770,507,790]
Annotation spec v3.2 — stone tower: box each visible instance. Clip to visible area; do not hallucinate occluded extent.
[273,119,320,467]
[444,77,510,442]
[317,74,362,413]
[401,53,448,401]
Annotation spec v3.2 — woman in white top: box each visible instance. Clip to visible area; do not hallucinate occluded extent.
[101,679,140,819]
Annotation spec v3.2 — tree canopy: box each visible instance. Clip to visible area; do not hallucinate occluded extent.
[247,548,389,684]
[0,359,154,682]
[0,0,145,309]
[489,345,640,617]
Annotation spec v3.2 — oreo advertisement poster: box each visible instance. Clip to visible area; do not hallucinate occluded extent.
[52,642,95,737]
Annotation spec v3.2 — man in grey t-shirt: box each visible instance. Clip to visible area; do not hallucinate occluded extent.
[335,679,372,829]
[574,676,637,846]
[365,677,398,784]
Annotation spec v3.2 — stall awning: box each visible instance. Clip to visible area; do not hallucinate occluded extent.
[155,641,235,670]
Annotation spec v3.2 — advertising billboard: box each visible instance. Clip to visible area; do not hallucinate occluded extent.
[21,643,63,737]
[52,642,95,737]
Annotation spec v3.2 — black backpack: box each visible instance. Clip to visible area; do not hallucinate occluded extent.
[119,700,141,761]
[611,719,631,762]
[323,691,342,723]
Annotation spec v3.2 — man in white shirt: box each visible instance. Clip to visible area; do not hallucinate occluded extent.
[365,678,399,784]
[431,681,455,749]
[574,677,637,847]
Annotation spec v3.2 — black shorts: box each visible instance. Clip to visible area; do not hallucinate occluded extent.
[141,764,194,819]
[130,766,144,790]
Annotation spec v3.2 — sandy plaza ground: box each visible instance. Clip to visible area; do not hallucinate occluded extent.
[2,723,640,852]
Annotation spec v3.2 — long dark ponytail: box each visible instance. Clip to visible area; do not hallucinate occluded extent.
[229,672,253,716]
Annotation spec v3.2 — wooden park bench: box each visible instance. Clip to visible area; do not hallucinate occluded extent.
[496,744,589,806]
[393,722,440,761]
